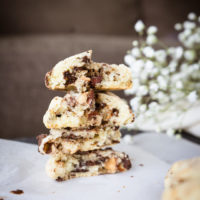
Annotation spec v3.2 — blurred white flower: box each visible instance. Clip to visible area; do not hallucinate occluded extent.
[124,54,135,66]
[184,50,197,61]
[138,85,148,96]
[134,20,145,33]
[174,23,182,31]
[149,102,159,111]
[166,129,175,137]
[187,91,198,103]
[124,14,200,136]
[174,47,184,60]
[147,26,158,34]
[157,76,168,90]
[131,47,141,58]
[146,35,158,45]
[139,104,147,112]
[142,46,155,58]
[188,12,196,20]
[145,60,154,72]
[176,81,183,89]
[183,21,196,30]
[168,61,177,72]
[155,50,167,63]
[130,97,141,111]
[150,82,159,92]
[132,40,139,46]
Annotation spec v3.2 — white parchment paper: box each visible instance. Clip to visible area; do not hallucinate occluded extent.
[0,133,199,200]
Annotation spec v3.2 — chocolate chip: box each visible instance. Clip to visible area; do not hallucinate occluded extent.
[64,127,72,131]
[122,158,132,169]
[71,168,89,173]
[56,114,61,117]
[74,66,87,72]
[112,108,119,117]
[63,71,77,85]
[62,134,84,140]
[102,120,108,125]
[90,76,102,87]
[113,126,120,131]
[10,189,24,195]
[82,56,91,63]
[88,111,99,119]
[85,160,101,166]
[36,134,48,146]
[56,177,64,182]
[95,102,106,110]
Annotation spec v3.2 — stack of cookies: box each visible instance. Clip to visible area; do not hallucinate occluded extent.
[37,50,135,181]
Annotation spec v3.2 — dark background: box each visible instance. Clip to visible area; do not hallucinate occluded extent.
[0,0,200,139]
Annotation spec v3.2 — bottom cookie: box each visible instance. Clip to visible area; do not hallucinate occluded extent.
[46,148,131,181]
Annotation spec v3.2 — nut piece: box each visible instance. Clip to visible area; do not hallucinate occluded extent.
[105,157,117,173]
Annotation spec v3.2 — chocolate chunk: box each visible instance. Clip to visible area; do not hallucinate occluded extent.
[56,114,61,117]
[112,108,119,117]
[64,127,72,131]
[85,160,101,166]
[95,102,106,110]
[88,111,99,119]
[112,140,120,144]
[87,126,96,130]
[56,177,64,182]
[82,56,91,63]
[74,66,88,72]
[10,189,24,195]
[102,120,108,125]
[63,71,77,85]
[71,168,89,173]
[113,126,119,131]
[122,157,132,169]
[36,134,48,146]
[62,134,84,140]
[90,76,102,87]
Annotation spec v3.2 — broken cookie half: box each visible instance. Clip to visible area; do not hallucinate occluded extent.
[45,50,133,92]
[37,127,121,155]
[46,148,131,181]
[43,91,134,129]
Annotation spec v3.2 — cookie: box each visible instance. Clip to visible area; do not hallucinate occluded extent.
[45,148,132,181]
[45,50,132,92]
[43,91,134,129]
[162,157,200,200]
[37,127,121,155]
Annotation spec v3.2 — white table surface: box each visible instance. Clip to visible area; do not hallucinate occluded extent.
[0,133,199,200]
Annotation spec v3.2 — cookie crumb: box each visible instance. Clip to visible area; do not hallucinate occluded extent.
[0,197,4,200]
[117,190,120,192]
[130,175,134,178]
[10,189,24,195]
[139,164,144,167]
[122,185,126,188]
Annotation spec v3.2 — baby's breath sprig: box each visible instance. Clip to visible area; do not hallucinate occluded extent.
[124,12,200,137]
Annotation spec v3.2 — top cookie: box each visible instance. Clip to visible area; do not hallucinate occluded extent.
[45,50,133,92]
